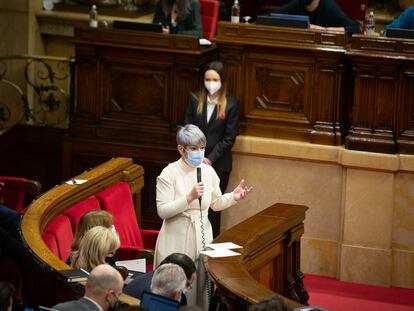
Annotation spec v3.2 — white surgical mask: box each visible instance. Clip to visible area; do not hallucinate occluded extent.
[204,81,221,95]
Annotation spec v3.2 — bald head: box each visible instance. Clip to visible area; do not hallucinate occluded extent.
[85,264,123,299]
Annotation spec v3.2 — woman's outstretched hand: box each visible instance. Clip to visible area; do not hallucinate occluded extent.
[186,182,204,204]
[233,179,253,201]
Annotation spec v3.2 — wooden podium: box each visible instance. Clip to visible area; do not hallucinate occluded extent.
[216,21,349,145]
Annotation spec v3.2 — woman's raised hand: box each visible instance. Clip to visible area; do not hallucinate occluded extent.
[233,179,253,201]
[186,182,204,204]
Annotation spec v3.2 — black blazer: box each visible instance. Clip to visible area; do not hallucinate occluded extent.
[185,93,239,173]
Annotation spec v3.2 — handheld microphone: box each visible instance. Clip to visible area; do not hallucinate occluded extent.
[197,167,202,206]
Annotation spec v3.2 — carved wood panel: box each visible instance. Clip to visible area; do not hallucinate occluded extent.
[346,59,398,153]
[396,68,414,153]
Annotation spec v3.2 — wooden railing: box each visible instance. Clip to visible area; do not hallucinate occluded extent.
[21,157,143,307]
[205,203,308,310]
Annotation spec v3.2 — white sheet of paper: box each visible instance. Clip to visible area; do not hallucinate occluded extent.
[199,38,212,45]
[206,242,242,250]
[115,258,146,273]
[200,249,241,258]
[65,179,87,185]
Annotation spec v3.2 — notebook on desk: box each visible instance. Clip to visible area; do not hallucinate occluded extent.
[256,13,310,29]
[386,28,414,40]
[113,20,163,33]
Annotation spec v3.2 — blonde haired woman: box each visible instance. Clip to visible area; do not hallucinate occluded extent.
[71,226,120,272]
[67,210,114,265]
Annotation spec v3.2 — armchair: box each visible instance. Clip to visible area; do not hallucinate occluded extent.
[0,176,42,214]
[96,182,159,270]
[200,0,219,40]
[335,0,368,23]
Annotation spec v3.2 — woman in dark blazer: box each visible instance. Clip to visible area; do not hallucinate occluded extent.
[185,61,239,238]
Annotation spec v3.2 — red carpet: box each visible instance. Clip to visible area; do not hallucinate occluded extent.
[304,274,414,311]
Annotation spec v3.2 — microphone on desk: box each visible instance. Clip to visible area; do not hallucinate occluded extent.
[197,167,202,207]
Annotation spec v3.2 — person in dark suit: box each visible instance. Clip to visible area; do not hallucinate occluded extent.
[185,60,239,238]
[123,253,196,305]
[53,264,124,311]
[274,0,361,38]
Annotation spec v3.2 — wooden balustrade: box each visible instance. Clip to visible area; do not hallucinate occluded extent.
[205,203,308,309]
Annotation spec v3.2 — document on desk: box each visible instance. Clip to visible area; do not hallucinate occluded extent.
[115,258,146,273]
[65,179,87,185]
[206,242,242,250]
[200,248,240,258]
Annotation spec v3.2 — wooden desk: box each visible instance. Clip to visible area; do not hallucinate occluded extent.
[216,21,349,146]
[205,203,308,309]
[346,34,414,154]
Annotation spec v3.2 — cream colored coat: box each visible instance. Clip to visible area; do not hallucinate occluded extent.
[154,158,236,308]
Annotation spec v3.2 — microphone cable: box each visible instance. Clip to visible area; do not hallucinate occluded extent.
[197,167,212,306]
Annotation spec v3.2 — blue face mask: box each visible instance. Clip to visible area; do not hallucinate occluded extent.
[186,150,204,167]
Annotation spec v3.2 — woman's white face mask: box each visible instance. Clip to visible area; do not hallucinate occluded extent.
[204,69,222,95]
[204,81,221,95]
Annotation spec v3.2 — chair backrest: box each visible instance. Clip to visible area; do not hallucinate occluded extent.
[63,196,101,232]
[96,182,144,249]
[335,0,367,22]
[0,176,41,214]
[42,214,73,261]
[200,0,219,40]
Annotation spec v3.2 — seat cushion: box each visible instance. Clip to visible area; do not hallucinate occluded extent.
[63,196,101,232]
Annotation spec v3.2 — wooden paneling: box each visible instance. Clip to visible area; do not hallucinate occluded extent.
[346,35,414,153]
[216,22,349,145]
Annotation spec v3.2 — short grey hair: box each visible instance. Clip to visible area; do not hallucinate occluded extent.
[150,263,187,300]
[176,124,206,147]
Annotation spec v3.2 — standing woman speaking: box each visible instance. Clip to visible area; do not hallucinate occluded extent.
[152,0,203,36]
[185,61,239,238]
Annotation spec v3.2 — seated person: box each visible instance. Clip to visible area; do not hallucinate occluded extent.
[384,5,414,30]
[150,263,187,302]
[273,0,361,37]
[0,204,26,269]
[67,210,114,265]
[71,226,120,272]
[152,0,203,36]
[53,264,124,311]
[123,253,196,305]
[0,281,15,311]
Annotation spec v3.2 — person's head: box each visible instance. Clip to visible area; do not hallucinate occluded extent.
[150,263,187,302]
[85,264,124,311]
[159,253,197,295]
[198,61,228,119]
[72,226,120,272]
[248,296,292,311]
[161,0,192,21]
[0,282,14,311]
[176,124,206,168]
[71,210,114,252]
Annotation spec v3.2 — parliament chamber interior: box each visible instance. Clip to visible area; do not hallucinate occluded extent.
[1,0,414,310]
